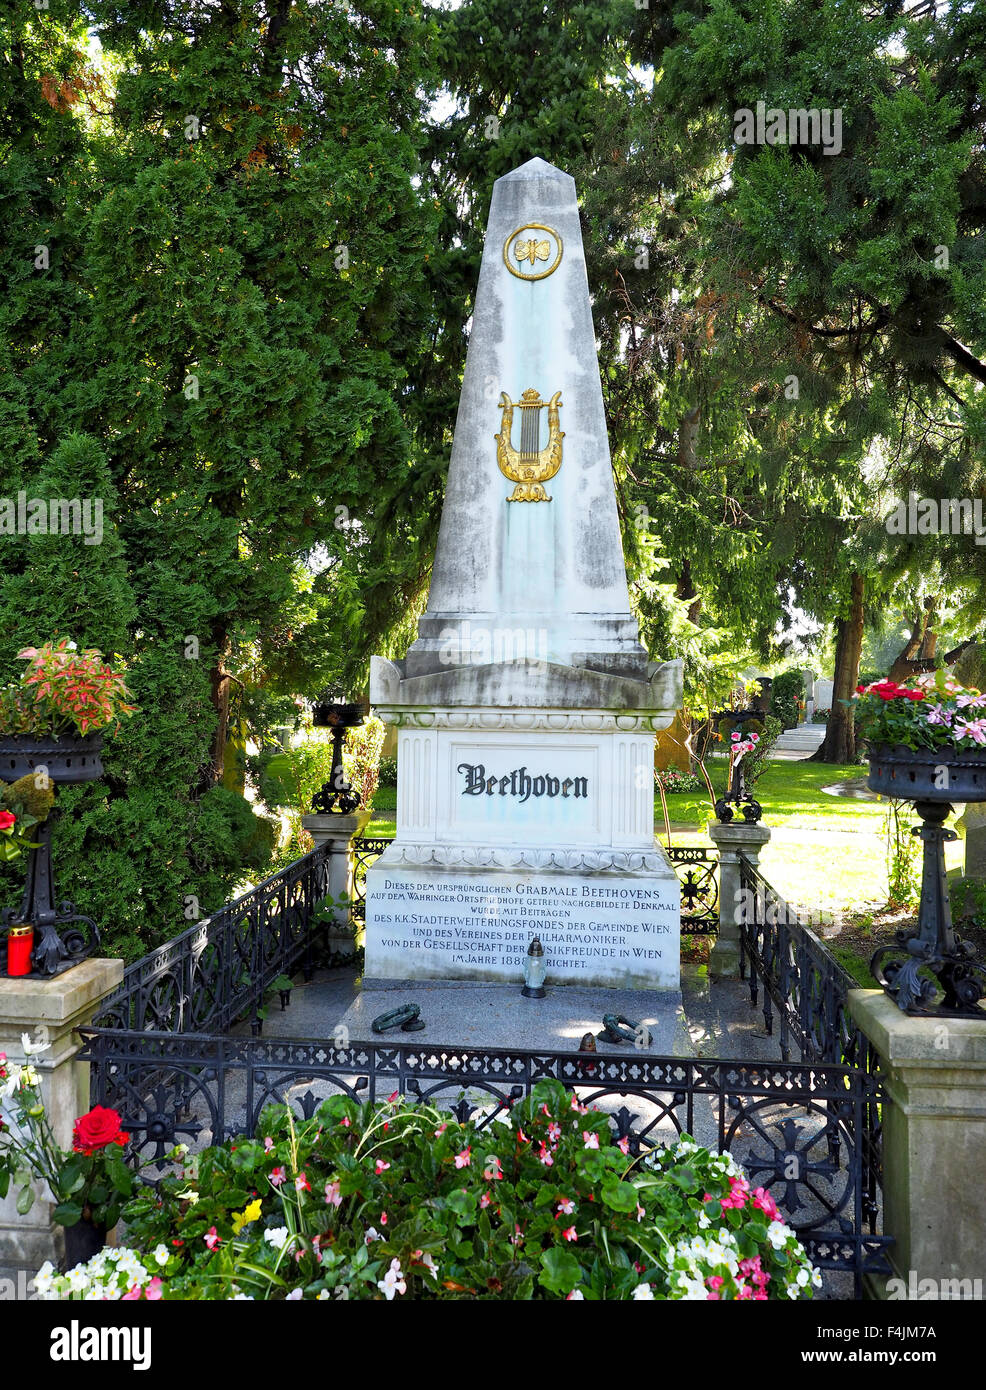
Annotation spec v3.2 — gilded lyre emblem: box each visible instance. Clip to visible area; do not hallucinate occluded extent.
[495,388,564,503]
[502,223,563,281]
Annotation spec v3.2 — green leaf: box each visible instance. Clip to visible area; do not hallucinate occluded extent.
[53,1200,83,1225]
[601,1179,640,1213]
[16,1184,36,1215]
[539,1247,581,1296]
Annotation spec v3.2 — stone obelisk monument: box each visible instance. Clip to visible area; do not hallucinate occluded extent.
[364,158,683,990]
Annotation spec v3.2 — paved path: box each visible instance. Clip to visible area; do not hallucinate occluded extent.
[770,723,827,760]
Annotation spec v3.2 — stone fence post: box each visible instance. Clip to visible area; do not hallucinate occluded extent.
[707,820,771,979]
[849,989,986,1298]
[302,811,371,951]
[0,958,123,1288]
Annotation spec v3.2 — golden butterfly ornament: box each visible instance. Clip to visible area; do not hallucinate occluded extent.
[514,238,550,267]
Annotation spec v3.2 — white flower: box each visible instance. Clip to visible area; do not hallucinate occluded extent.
[231,1294,255,1301]
[767,1220,792,1251]
[632,1283,654,1300]
[21,1032,50,1058]
[796,1267,810,1287]
[285,1288,303,1300]
[316,1290,331,1300]
[697,1210,711,1229]
[153,1244,169,1267]
[812,1269,822,1288]
[377,1258,406,1301]
[33,1262,55,1297]
[365,1226,382,1244]
[264,1227,289,1251]
[567,1289,585,1300]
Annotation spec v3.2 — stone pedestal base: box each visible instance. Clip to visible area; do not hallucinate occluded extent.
[707,820,771,979]
[0,957,123,1286]
[849,990,986,1298]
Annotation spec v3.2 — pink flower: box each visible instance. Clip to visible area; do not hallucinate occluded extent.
[295,1172,311,1193]
[480,1191,492,1208]
[956,717,986,746]
[145,1277,163,1300]
[547,1122,562,1143]
[751,1187,780,1221]
[325,1180,342,1207]
[483,1158,503,1181]
[388,1090,399,1103]
[516,1127,529,1143]
[375,1159,391,1174]
[434,1123,447,1137]
[454,1146,471,1169]
[339,1116,351,1128]
[617,1136,630,1155]
[562,1226,577,1242]
[204,1227,220,1249]
[636,1204,645,1223]
[122,1284,142,1300]
[263,1137,274,1153]
[270,1166,286,1188]
[380,1211,388,1225]
[582,1131,599,1149]
[557,1198,575,1216]
[537,1144,554,1167]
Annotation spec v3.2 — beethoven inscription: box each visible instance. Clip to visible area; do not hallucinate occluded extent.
[457,762,589,801]
[365,868,679,987]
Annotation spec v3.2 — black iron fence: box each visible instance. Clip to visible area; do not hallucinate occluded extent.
[737,853,869,1068]
[350,836,720,934]
[93,842,334,1035]
[79,1028,893,1295]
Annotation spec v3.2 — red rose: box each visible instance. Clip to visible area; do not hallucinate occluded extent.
[0,811,15,832]
[72,1105,129,1155]
[904,689,926,701]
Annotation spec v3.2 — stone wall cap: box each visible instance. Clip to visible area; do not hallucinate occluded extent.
[707,820,772,845]
[0,957,124,1027]
[849,988,986,1065]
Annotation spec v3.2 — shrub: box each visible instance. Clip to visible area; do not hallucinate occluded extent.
[44,1081,822,1301]
[377,755,399,788]
[770,671,806,731]
[655,769,705,793]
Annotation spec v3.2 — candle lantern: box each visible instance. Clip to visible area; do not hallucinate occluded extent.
[5,923,34,977]
[521,935,547,998]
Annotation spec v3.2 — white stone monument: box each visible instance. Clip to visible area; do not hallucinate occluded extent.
[364,158,683,990]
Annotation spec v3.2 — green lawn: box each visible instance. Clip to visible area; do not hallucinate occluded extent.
[362,762,965,927]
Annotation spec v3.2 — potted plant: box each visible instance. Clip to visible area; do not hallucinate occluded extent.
[0,1036,173,1267]
[0,639,136,975]
[854,671,986,1015]
[0,638,136,781]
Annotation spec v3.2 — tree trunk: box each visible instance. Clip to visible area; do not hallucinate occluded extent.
[208,622,232,786]
[812,571,865,764]
[888,597,936,682]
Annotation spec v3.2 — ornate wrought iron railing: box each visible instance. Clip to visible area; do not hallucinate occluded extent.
[737,853,868,1067]
[736,853,884,1251]
[350,836,720,934]
[78,1028,891,1296]
[93,842,333,1035]
[349,836,393,924]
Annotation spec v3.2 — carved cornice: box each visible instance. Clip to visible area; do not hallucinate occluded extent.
[377,708,666,733]
[371,843,675,874]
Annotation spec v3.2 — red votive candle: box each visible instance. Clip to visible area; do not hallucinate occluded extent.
[6,925,33,977]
